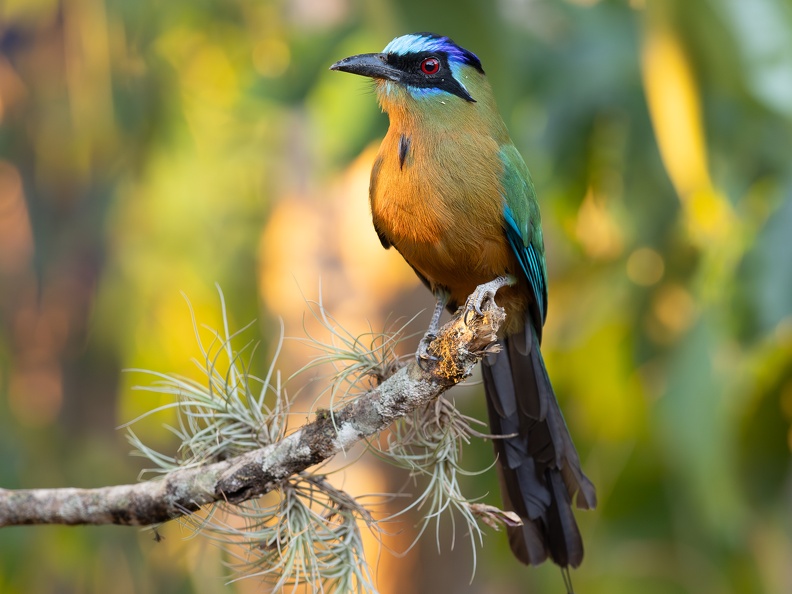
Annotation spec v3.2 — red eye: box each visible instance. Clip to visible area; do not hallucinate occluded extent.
[420,57,440,75]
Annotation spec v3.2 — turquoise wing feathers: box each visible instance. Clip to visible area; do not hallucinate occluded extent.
[499,144,548,325]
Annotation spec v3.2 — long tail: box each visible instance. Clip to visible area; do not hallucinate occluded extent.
[481,320,596,568]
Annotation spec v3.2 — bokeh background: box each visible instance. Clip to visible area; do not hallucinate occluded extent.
[1,0,791,592]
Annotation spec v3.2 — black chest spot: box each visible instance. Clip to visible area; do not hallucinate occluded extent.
[398,134,410,170]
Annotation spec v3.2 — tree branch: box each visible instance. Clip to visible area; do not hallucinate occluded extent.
[0,297,504,528]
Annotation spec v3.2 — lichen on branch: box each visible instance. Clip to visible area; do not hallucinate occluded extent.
[0,292,504,528]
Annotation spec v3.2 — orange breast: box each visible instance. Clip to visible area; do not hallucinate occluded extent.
[370,126,524,319]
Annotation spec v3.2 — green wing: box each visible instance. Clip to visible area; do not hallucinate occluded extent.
[499,144,548,326]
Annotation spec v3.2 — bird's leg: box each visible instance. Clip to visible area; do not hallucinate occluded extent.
[464,275,515,323]
[417,290,449,366]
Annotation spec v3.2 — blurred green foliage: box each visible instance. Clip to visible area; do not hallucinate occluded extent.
[1,0,791,593]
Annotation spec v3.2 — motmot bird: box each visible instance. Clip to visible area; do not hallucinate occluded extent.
[331,33,596,569]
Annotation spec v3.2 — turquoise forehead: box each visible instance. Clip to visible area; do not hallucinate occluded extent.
[382,33,481,68]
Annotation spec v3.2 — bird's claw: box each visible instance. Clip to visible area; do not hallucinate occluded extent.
[416,332,439,370]
[463,286,497,324]
[463,277,512,326]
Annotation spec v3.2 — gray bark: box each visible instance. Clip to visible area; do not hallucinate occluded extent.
[0,298,504,528]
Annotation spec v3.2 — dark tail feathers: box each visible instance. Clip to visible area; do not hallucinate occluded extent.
[481,321,596,568]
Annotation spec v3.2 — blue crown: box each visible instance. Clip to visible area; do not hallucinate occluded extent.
[383,33,483,73]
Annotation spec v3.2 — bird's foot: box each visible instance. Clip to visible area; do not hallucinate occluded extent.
[463,276,513,324]
[416,331,438,370]
[415,291,449,370]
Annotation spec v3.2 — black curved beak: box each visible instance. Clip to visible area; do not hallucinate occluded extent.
[329,53,401,82]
